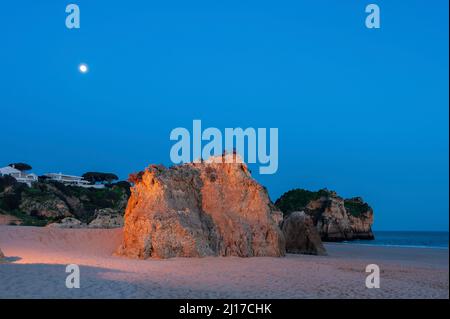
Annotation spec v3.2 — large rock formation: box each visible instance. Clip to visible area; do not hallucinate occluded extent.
[275,189,374,242]
[281,211,327,255]
[117,154,285,259]
[0,248,4,259]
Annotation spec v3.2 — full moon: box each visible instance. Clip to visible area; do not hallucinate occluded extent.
[78,63,88,73]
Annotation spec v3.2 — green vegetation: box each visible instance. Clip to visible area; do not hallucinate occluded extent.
[274,188,330,216]
[82,172,119,184]
[5,210,56,226]
[0,175,17,193]
[0,183,26,211]
[275,188,372,218]
[344,200,371,217]
[0,176,130,226]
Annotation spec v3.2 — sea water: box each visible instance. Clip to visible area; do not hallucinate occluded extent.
[348,231,449,249]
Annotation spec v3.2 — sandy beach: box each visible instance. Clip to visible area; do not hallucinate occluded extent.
[0,225,448,299]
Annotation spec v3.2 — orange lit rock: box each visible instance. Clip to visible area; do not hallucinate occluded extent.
[116,155,285,259]
[307,194,374,241]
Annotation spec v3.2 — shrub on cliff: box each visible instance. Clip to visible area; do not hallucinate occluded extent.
[344,198,371,217]
[110,181,131,196]
[0,175,17,192]
[0,192,22,211]
[0,177,26,211]
[275,188,330,216]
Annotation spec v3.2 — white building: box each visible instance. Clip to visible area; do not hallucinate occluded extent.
[0,166,38,187]
[44,173,105,189]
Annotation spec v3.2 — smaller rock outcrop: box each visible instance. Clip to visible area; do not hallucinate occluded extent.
[46,217,85,228]
[46,210,124,229]
[275,189,374,242]
[88,208,123,228]
[0,248,4,259]
[281,211,327,255]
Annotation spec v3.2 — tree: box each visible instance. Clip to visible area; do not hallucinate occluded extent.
[38,175,51,182]
[114,181,131,189]
[82,172,118,184]
[104,173,119,184]
[8,163,32,171]
[0,175,17,191]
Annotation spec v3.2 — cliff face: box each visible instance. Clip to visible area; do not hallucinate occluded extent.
[342,197,374,240]
[0,175,129,226]
[275,189,374,242]
[117,155,285,259]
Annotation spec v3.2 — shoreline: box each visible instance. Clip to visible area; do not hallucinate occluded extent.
[328,241,449,250]
[0,226,448,298]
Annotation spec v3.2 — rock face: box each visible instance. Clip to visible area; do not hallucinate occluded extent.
[275,189,374,242]
[341,197,374,240]
[47,217,85,228]
[19,193,72,219]
[271,208,284,227]
[281,211,327,255]
[0,248,4,259]
[117,155,285,259]
[88,208,124,228]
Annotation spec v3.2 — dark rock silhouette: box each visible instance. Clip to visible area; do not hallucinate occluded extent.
[281,211,327,255]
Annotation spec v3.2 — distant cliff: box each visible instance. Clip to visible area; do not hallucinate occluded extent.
[0,175,129,226]
[275,189,374,241]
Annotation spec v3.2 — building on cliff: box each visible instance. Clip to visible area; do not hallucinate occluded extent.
[0,166,38,187]
[44,173,105,189]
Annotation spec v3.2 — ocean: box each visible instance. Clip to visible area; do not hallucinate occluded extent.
[346,231,449,249]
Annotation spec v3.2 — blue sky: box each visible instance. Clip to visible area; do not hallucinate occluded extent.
[0,1,448,231]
